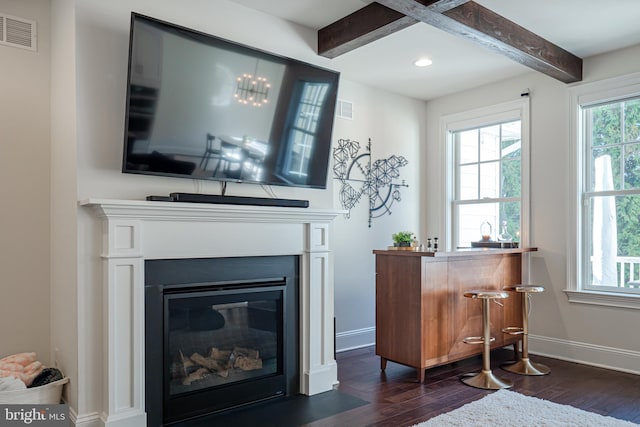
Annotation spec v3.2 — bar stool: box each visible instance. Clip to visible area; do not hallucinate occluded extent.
[461,289,513,389]
[502,284,550,375]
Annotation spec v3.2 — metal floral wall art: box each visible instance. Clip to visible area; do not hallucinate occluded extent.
[333,138,409,227]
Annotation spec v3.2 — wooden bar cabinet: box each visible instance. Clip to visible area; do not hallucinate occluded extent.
[373,247,537,382]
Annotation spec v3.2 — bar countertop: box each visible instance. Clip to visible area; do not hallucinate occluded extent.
[373,246,538,258]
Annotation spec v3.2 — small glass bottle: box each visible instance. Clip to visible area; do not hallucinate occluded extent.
[426,238,432,252]
[433,237,439,252]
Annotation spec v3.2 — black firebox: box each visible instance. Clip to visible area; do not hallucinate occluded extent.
[144,256,299,426]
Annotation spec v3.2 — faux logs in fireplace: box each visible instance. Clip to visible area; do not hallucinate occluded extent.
[145,256,299,426]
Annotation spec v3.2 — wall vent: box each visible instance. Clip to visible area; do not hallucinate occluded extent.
[336,99,354,120]
[0,13,37,51]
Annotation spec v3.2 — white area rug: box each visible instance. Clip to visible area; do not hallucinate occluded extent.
[411,389,638,426]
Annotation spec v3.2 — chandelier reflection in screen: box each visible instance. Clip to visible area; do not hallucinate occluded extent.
[234,70,271,107]
[333,138,409,227]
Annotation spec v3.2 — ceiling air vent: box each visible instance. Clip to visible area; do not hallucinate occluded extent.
[0,13,37,51]
[336,99,354,120]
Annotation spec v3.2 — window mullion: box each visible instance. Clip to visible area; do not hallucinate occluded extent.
[476,130,481,200]
[499,125,503,200]
[585,188,640,197]
[621,103,626,189]
[453,197,520,205]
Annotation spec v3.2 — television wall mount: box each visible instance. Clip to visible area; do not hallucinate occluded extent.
[333,138,409,227]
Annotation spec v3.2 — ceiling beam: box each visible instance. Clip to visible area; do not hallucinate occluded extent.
[318,3,416,59]
[378,0,582,82]
[319,0,582,83]
[318,1,468,59]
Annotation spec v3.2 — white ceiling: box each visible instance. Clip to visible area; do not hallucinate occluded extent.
[229,0,640,100]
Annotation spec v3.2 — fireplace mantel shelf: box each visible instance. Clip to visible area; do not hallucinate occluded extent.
[82,198,342,427]
[80,198,345,223]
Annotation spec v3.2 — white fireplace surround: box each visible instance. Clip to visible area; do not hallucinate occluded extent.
[82,199,342,427]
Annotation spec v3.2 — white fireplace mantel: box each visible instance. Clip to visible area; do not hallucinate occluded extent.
[81,198,343,427]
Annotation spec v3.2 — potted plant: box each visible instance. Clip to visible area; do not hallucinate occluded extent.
[392,231,414,247]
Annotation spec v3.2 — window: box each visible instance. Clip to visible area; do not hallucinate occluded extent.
[452,121,522,247]
[280,82,330,184]
[442,99,530,252]
[569,74,640,306]
[575,76,640,304]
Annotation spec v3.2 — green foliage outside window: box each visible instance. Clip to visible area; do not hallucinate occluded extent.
[500,137,521,239]
[590,98,640,260]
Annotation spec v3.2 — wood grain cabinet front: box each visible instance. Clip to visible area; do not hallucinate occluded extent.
[374,248,534,382]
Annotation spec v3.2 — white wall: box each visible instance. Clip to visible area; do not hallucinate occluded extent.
[0,0,51,364]
[50,0,80,413]
[331,80,425,350]
[424,44,640,371]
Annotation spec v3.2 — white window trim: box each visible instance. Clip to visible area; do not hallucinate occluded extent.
[566,72,640,309]
[440,98,530,275]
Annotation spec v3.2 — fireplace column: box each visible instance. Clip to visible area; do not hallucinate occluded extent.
[301,222,338,395]
[82,199,342,427]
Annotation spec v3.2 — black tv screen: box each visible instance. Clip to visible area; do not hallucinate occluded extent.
[122,13,340,189]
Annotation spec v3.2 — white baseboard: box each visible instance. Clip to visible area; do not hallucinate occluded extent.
[69,408,103,427]
[336,326,375,353]
[529,334,640,375]
[70,409,147,427]
[335,327,640,376]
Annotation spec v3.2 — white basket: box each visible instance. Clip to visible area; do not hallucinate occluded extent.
[0,377,69,404]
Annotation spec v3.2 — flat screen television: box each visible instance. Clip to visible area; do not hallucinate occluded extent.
[122,13,340,189]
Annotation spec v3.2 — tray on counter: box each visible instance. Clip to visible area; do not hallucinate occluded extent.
[470,241,519,248]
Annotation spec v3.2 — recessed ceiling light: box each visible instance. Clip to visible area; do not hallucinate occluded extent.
[414,57,433,67]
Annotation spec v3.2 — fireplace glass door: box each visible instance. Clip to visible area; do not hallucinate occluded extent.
[163,281,286,423]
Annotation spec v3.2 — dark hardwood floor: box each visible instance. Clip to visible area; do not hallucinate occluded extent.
[304,346,640,427]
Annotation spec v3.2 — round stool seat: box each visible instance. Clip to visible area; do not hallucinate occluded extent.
[464,290,509,299]
[503,284,544,293]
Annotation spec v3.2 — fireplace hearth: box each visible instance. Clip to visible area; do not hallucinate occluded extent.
[145,256,298,425]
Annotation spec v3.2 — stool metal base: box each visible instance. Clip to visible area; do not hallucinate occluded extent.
[461,369,513,390]
[502,357,550,376]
